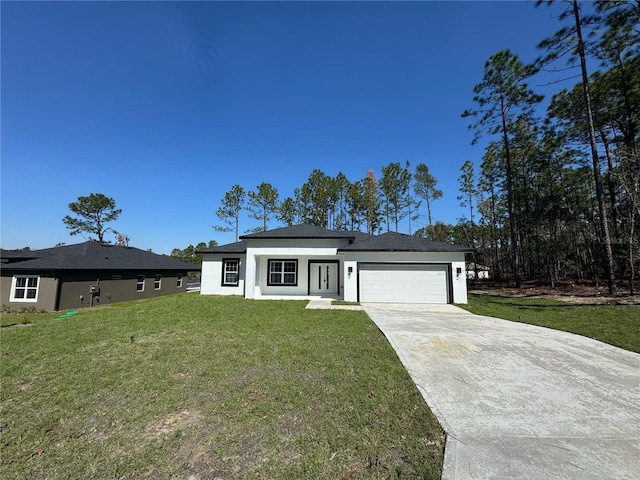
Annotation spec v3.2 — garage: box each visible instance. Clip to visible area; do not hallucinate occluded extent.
[358,264,450,304]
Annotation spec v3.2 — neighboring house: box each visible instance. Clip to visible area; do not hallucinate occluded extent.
[1,242,200,311]
[466,262,490,280]
[198,224,474,304]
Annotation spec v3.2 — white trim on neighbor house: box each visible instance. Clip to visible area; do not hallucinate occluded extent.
[10,275,40,302]
[137,274,145,292]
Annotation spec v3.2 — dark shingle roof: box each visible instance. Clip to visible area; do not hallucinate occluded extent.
[200,225,471,253]
[196,241,247,254]
[240,224,363,240]
[2,242,199,271]
[338,232,474,253]
[351,231,376,243]
[1,249,40,263]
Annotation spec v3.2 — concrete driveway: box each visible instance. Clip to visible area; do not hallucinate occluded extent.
[362,303,640,480]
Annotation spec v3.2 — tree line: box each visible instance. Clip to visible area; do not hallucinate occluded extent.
[60,3,636,291]
[460,0,638,294]
[213,1,638,293]
[212,161,444,241]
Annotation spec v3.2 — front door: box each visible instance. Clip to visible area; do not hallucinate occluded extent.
[309,262,338,295]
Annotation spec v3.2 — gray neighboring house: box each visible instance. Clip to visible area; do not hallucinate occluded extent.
[199,224,474,304]
[1,242,200,311]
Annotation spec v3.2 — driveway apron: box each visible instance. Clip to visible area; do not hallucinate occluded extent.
[362,303,640,480]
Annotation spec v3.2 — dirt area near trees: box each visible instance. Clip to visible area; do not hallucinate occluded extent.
[469,280,640,305]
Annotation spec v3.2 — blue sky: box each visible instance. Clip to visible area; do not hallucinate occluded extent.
[2,1,579,253]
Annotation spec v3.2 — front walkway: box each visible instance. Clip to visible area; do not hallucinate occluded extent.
[305,299,363,310]
[363,303,640,480]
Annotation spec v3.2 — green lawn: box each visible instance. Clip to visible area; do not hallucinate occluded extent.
[460,293,640,353]
[1,294,444,479]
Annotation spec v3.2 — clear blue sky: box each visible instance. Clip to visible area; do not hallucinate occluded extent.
[2,1,581,254]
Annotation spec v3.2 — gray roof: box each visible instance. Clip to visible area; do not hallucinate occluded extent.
[351,231,376,243]
[196,241,247,255]
[0,249,40,262]
[239,224,365,240]
[200,224,471,254]
[1,242,200,271]
[338,232,474,253]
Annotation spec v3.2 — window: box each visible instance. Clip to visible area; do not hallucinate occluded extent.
[177,274,183,288]
[137,275,145,292]
[10,275,40,302]
[154,274,162,290]
[268,260,297,286]
[222,259,240,286]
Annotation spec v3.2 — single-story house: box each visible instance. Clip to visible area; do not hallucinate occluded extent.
[198,224,474,304]
[466,262,490,280]
[1,241,200,311]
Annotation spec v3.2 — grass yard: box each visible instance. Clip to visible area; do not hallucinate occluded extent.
[1,294,444,479]
[460,293,640,353]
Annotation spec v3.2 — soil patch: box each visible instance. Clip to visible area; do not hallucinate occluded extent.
[144,408,203,438]
[469,280,640,305]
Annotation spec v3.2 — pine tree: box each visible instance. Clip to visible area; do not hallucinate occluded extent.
[247,182,279,232]
[413,163,442,226]
[463,49,543,287]
[213,185,245,242]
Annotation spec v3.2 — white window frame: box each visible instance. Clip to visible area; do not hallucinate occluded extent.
[10,275,40,302]
[268,259,298,286]
[154,274,162,290]
[222,259,240,286]
[177,274,183,288]
[137,275,145,292]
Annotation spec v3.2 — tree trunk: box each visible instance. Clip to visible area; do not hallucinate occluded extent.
[572,0,616,294]
[500,96,521,288]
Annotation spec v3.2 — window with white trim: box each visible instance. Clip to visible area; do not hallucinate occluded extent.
[10,275,40,302]
[268,260,297,286]
[177,274,183,288]
[222,259,240,286]
[154,274,162,290]
[137,275,145,292]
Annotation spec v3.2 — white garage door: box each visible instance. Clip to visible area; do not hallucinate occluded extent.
[359,264,449,304]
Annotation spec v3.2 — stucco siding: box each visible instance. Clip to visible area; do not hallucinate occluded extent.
[57,270,189,310]
[1,270,190,312]
[199,235,469,304]
[250,255,342,298]
[244,241,345,299]
[245,238,351,250]
[200,254,246,296]
[450,259,468,303]
[1,273,57,311]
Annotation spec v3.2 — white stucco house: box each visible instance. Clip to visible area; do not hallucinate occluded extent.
[198,224,474,304]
